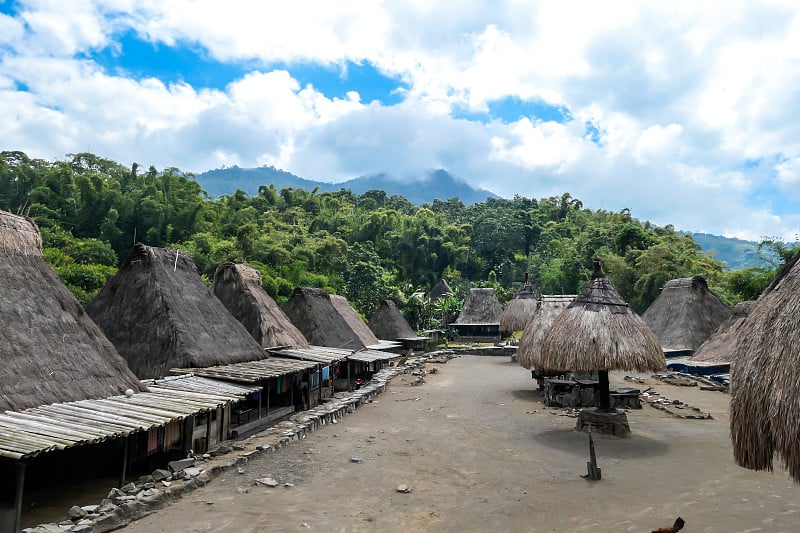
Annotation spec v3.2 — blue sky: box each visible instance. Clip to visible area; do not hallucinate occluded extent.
[2,1,800,241]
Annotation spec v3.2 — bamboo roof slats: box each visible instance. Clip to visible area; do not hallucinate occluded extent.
[171,357,319,384]
[730,251,800,483]
[0,209,145,412]
[86,243,267,379]
[212,262,310,349]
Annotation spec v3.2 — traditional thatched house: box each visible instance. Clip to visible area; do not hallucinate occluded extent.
[429,279,453,301]
[516,295,575,374]
[452,287,503,340]
[0,211,145,412]
[282,287,381,350]
[211,262,309,349]
[368,299,428,349]
[87,244,267,379]
[730,252,800,483]
[540,259,665,418]
[500,273,541,337]
[691,300,753,363]
[642,276,731,357]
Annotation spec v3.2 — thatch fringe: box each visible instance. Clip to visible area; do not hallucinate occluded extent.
[540,260,665,372]
[642,276,731,353]
[691,301,753,363]
[516,295,574,370]
[87,244,266,379]
[0,210,144,412]
[368,300,420,341]
[282,287,379,350]
[211,262,309,349]
[730,251,800,483]
[454,288,503,325]
[0,210,42,257]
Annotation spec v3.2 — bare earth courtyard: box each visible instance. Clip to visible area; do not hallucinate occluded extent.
[119,355,799,533]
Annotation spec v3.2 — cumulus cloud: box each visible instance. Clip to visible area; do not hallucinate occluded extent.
[2,1,800,241]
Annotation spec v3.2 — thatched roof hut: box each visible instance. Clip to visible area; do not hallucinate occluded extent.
[500,273,541,336]
[642,276,732,355]
[86,244,266,379]
[282,287,380,350]
[730,252,800,483]
[454,288,503,325]
[540,260,665,374]
[516,295,575,370]
[691,301,753,363]
[368,299,422,341]
[211,262,309,349]
[429,279,453,301]
[0,211,144,412]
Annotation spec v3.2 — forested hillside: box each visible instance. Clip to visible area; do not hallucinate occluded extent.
[0,151,782,325]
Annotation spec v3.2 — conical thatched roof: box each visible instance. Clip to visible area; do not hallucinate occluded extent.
[730,252,800,483]
[282,287,380,350]
[368,300,420,341]
[86,244,266,379]
[0,211,145,412]
[500,273,541,335]
[429,279,453,301]
[516,295,575,370]
[691,301,753,363]
[540,260,665,372]
[642,276,732,353]
[211,262,309,349]
[454,288,503,325]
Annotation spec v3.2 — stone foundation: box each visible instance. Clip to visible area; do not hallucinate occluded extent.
[575,407,630,437]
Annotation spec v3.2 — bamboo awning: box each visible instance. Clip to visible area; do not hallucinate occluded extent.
[0,381,252,460]
[171,357,319,384]
[269,346,403,364]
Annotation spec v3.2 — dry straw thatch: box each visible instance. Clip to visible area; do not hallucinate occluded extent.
[691,300,753,363]
[0,210,144,412]
[642,276,732,353]
[540,260,665,373]
[500,273,541,336]
[368,299,421,341]
[87,244,266,379]
[454,288,503,325]
[212,262,309,349]
[282,287,380,350]
[730,252,800,483]
[516,295,575,370]
[429,279,452,301]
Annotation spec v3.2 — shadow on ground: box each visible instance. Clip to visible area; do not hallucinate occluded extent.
[533,427,671,459]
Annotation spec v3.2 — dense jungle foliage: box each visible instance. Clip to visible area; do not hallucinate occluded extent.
[0,151,788,330]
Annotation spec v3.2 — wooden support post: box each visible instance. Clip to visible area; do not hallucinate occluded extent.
[205,411,211,453]
[586,431,601,480]
[119,437,129,488]
[13,461,26,533]
[598,370,611,412]
[257,388,263,419]
[347,362,352,391]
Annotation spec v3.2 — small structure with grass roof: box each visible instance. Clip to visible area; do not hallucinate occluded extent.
[540,259,665,436]
[87,244,267,379]
[211,262,309,349]
[730,252,800,483]
[429,279,453,302]
[368,299,428,349]
[500,272,541,338]
[516,294,576,388]
[452,287,503,341]
[642,276,732,357]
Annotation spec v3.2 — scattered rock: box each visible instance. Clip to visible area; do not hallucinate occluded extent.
[120,482,136,494]
[396,484,413,493]
[256,477,279,487]
[168,457,196,474]
[152,468,171,481]
[67,506,87,520]
[350,456,363,463]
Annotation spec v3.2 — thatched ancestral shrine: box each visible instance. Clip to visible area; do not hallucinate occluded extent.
[730,252,800,483]
[453,287,503,339]
[87,244,266,379]
[282,287,380,350]
[691,300,753,363]
[0,210,144,412]
[516,294,575,373]
[368,299,427,347]
[429,279,453,302]
[500,273,541,337]
[642,276,731,356]
[212,262,309,349]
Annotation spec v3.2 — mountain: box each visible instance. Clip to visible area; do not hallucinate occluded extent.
[195,166,498,205]
[689,232,774,270]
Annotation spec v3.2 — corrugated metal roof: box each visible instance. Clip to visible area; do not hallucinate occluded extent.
[0,381,251,461]
[171,357,319,384]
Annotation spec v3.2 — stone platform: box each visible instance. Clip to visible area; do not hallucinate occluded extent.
[575,407,630,437]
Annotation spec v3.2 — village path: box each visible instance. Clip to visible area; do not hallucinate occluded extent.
[121,355,800,533]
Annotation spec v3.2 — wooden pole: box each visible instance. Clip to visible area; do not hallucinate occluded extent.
[598,370,610,412]
[257,388,262,419]
[13,461,26,533]
[119,437,129,488]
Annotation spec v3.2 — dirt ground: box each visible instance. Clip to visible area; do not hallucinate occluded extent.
[120,355,800,533]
